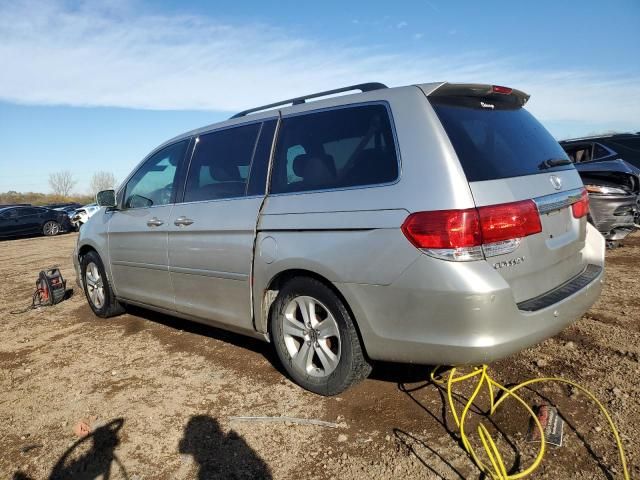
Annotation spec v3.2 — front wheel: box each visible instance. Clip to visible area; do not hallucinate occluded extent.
[42,220,60,236]
[271,277,371,395]
[81,250,124,318]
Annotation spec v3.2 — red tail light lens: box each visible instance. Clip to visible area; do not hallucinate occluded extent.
[478,199,542,244]
[492,85,513,95]
[401,209,481,249]
[571,188,589,218]
[401,200,543,260]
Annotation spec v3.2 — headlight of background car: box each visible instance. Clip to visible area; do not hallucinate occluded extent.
[584,184,629,195]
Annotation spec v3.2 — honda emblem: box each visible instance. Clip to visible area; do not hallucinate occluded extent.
[549,175,562,190]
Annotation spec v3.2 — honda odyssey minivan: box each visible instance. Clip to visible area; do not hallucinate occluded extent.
[74,82,605,395]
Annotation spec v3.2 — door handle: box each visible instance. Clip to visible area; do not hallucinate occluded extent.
[174,216,194,227]
[146,217,164,227]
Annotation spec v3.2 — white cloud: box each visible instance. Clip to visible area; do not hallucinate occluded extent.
[413,33,424,40]
[0,0,639,134]
[397,21,408,29]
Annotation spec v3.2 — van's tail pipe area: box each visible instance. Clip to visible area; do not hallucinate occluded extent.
[431,365,630,479]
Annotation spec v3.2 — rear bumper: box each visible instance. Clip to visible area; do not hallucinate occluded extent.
[588,193,638,239]
[336,224,605,365]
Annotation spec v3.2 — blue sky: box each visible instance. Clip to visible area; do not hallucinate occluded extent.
[1,0,639,193]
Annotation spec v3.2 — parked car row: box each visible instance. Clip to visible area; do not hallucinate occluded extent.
[0,201,100,239]
[560,133,640,247]
[0,205,72,238]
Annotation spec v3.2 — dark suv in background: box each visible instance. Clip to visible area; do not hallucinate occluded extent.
[560,133,640,246]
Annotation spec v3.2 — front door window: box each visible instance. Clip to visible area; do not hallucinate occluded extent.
[123,140,188,209]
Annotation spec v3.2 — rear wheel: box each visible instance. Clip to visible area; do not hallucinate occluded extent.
[271,277,371,395]
[42,220,60,236]
[81,250,124,318]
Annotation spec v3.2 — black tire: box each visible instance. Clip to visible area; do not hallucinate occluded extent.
[80,250,124,318]
[42,220,60,236]
[271,277,371,395]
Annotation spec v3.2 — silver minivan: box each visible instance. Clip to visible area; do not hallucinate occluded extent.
[74,82,605,395]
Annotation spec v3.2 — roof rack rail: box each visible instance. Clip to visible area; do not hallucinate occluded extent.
[229,82,388,119]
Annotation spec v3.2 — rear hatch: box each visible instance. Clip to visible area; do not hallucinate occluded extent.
[425,83,590,303]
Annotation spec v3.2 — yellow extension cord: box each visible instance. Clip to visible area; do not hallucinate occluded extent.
[430,365,630,479]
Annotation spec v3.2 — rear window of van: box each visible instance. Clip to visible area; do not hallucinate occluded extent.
[431,97,574,182]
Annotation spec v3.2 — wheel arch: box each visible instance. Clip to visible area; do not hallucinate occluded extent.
[76,241,116,292]
[262,268,370,360]
[78,244,97,259]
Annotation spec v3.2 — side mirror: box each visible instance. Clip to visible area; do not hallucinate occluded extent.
[96,189,117,208]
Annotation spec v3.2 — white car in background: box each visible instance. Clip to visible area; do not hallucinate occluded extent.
[71,203,100,230]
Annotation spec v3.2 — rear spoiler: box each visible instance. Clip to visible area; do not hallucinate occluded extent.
[425,82,530,107]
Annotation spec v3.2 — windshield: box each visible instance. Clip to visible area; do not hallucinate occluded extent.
[431,97,574,182]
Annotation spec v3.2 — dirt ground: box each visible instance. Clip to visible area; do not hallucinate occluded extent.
[1,232,638,479]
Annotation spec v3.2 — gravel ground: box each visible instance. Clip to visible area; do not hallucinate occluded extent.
[1,231,638,479]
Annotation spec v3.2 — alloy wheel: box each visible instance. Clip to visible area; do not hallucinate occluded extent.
[282,295,341,378]
[43,221,59,236]
[85,262,105,309]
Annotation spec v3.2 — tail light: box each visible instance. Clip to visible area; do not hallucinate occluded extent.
[402,200,542,261]
[571,188,589,218]
[492,85,513,95]
[479,200,541,243]
[401,209,482,261]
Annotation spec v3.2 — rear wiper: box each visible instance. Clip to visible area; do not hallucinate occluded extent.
[538,158,572,170]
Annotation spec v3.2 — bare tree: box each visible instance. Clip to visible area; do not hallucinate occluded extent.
[89,171,117,196]
[48,170,77,197]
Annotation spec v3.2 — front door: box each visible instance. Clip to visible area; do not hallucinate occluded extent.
[108,139,190,310]
[169,120,276,331]
[23,208,45,234]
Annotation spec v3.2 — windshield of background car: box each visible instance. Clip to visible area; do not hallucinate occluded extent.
[430,96,574,182]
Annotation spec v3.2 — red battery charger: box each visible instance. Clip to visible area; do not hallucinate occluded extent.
[36,268,67,306]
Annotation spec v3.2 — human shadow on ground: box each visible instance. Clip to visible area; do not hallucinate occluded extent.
[179,415,272,479]
[13,415,272,480]
[13,418,128,480]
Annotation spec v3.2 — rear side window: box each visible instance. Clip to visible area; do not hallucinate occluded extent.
[271,104,399,194]
[0,209,17,219]
[593,143,611,160]
[564,144,593,163]
[184,123,261,202]
[431,98,573,182]
[16,207,39,216]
